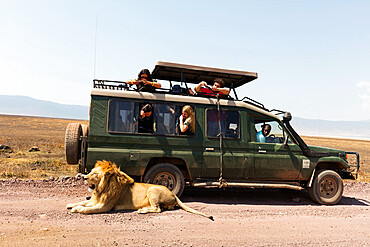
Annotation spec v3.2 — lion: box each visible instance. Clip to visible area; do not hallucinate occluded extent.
[66,160,213,220]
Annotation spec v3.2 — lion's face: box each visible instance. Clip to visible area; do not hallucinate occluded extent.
[85,166,104,191]
[84,160,135,196]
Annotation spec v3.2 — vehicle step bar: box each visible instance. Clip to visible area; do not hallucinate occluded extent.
[192,181,303,190]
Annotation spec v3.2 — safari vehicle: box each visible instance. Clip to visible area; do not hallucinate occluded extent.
[65,61,360,205]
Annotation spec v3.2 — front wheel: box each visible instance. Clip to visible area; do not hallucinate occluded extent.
[308,170,343,205]
[143,163,185,197]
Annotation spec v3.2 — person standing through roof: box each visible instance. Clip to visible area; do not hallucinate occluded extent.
[127,69,161,92]
[194,78,230,97]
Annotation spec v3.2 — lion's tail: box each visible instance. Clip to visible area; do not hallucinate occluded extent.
[174,195,214,221]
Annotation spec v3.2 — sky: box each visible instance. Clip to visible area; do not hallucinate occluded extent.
[1,0,370,121]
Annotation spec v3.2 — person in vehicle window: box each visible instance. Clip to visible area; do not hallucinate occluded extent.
[256,124,271,143]
[138,104,154,133]
[127,69,161,92]
[194,78,230,97]
[178,105,195,135]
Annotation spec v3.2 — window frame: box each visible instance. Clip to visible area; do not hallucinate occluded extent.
[253,118,295,144]
[205,108,241,140]
[107,99,196,138]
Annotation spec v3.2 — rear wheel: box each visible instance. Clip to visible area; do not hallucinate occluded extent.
[65,123,82,165]
[143,163,185,197]
[308,170,343,205]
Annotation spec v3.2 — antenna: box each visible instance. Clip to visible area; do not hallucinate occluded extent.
[93,15,98,79]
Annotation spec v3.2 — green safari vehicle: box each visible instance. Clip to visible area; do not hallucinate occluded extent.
[65,61,360,205]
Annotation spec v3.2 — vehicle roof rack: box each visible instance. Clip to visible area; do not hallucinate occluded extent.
[92,79,287,116]
[93,79,129,90]
[92,63,286,114]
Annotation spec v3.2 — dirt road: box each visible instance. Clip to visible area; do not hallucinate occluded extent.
[0,178,369,247]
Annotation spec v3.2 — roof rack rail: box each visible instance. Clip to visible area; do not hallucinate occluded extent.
[241,96,266,110]
[269,109,286,115]
[93,79,129,90]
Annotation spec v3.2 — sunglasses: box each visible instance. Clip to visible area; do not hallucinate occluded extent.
[141,75,148,79]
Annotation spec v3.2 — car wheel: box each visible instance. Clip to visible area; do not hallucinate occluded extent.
[65,123,82,165]
[143,163,185,197]
[308,170,343,205]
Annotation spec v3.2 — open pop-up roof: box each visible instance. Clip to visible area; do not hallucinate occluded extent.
[151,61,258,88]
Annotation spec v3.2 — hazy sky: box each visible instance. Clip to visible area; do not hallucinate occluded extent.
[1,1,370,121]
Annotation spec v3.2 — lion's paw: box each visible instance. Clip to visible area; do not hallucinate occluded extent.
[71,205,83,213]
[137,208,148,214]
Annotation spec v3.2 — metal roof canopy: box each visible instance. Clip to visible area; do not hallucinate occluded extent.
[151,61,258,89]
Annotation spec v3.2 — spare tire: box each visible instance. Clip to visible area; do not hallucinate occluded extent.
[81,124,89,137]
[65,123,82,165]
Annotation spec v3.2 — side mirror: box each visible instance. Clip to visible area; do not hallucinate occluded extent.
[283,112,292,123]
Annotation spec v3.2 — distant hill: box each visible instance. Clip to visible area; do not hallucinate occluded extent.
[291,117,370,140]
[0,95,369,139]
[0,95,88,120]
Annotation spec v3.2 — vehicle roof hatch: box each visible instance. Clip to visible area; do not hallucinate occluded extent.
[151,61,258,88]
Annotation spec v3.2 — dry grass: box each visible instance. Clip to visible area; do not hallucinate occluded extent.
[0,115,87,179]
[0,114,368,182]
[303,136,370,182]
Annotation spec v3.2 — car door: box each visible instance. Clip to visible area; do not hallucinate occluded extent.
[201,108,252,179]
[252,120,305,180]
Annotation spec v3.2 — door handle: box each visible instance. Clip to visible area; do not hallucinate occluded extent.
[258,150,267,153]
[205,147,214,151]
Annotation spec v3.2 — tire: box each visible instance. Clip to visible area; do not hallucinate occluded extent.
[65,123,82,165]
[81,124,89,137]
[143,163,185,197]
[308,170,343,205]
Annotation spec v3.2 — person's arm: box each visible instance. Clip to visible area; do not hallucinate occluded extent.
[126,79,140,85]
[179,115,189,133]
[213,87,230,95]
[142,80,161,88]
[195,81,207,93]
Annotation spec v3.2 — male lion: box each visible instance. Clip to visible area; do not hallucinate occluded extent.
[66,160,213,220]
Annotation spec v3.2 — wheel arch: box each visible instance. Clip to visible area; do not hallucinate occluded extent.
[307,161,347,188]
[142,157,191,182]
[315,161,349,178]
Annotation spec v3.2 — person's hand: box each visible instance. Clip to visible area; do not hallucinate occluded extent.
[142,79,150,85]
[199,81,208,87]
[169,108,175,114]
[140,110,145,118]
[179,115,183,122]
[212,85,219,91]
[133,79,140,85]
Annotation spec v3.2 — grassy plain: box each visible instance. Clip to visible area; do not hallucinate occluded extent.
[0,114,368,181]
[0,115,87,179]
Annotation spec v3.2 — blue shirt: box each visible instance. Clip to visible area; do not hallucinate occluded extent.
[256,130,266,143]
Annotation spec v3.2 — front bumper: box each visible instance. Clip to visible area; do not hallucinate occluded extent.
[345,151,360,178]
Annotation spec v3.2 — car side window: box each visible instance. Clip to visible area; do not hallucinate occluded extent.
[153,104,178,135]
[207,109,239,139]
[108,100,195,137]
[108,100,138,133]
[255,120,290,143]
